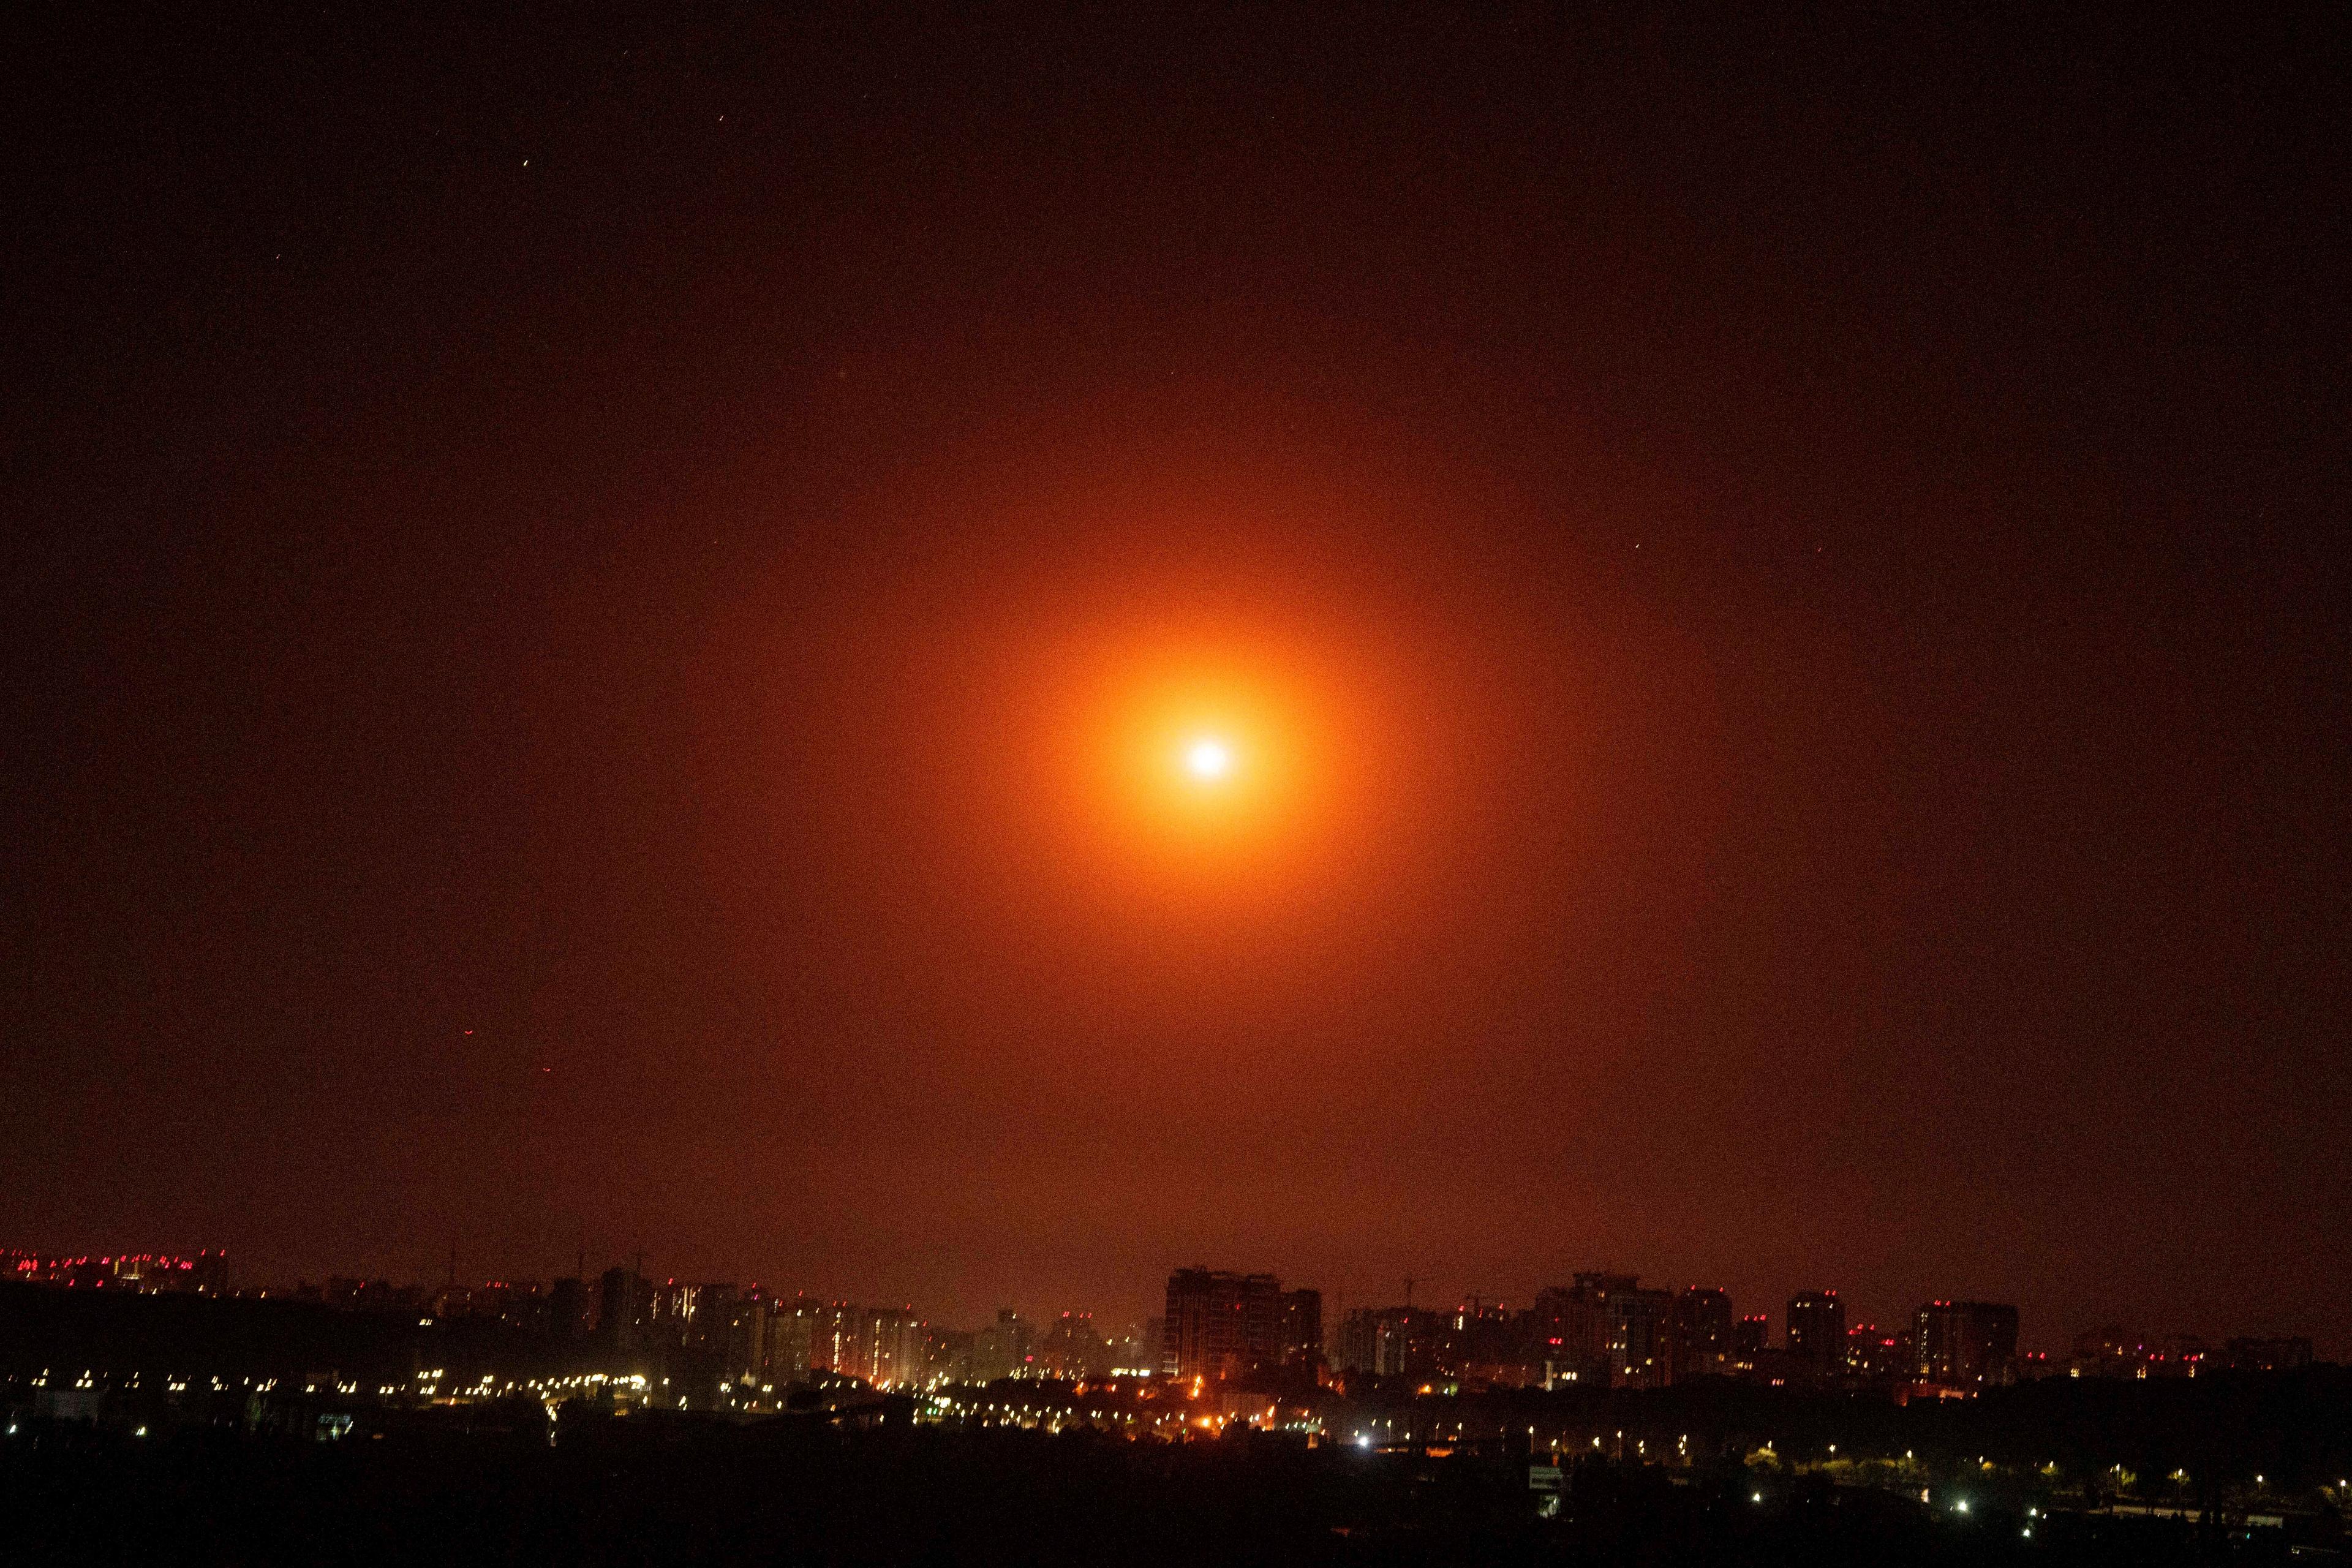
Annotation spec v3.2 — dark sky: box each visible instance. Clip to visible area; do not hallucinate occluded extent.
[4,6,2346,1352]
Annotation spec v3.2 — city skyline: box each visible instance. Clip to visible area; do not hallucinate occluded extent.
[8,1242,2326,1411]
[7,4,2345,1416]
[7,1238,2325,1373]
[8,7,2343,1561]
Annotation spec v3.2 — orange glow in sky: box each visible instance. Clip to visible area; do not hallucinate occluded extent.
[1184,736,1232,780]
[1084,649,1344,891]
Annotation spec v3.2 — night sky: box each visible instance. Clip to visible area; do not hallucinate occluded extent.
[5,7,2346,1353]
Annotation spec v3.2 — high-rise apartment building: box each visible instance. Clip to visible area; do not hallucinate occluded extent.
[1531,1274,1675,1387]
[1844,1321,1907,1380]
[1673,1287,1734,1378]
[1162,1268,1319,1380]
[925,1326,977,1385]
[548,1276,587,1343]
[1280,1288,1324,1367]
[975,1308,1035,1380]
[1610,1287,1676,1388]
[854,1306,927,1387]
[2223,1336,2313,1372]
[1786,1291,1846,1374]
[1531,1273,1638,1385]
[1338,1305,1440,1378]
[1915,1300,2019,1387]
[1436,1299,1523,1384]
[1038,1311,1109,1379]
[766,1296,821,1380]
[597,1265,655,1354]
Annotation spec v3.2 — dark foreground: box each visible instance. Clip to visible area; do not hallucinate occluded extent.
[2,1415,2320,1567]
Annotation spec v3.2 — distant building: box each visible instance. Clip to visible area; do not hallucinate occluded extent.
[1527,1286,1580,1382]
[2064,1325,2206,1379]
[1787,1291,1846,1375]
[975,1308,1035,1380]
[597,1265,655,1354]
[1915,1300,2019,1387]
[853,1306,927,1387]
[925,1325,976,1385]
[685,1286,772,1382]
[648,1280,700,1349]
[1673,1287,1734,1378]
[688,1283,738,1357]
[1281,1289,1324,1367]
[1610,1287,1675,1388]
[1529,1275,1673,1387]
[1439,1298,1528,1386]
[480,1278,549,1333]
[2224,1336,2313,1372]
[1339,1305,1441,1379]
[1038,1311,1110,1379]
[802,1302,928,1386]
[1530,1274,1637,1385]
[1731,1313,1770,1368]
[6,1250,231,1294]
[548,1276,587,1343]
[766,1296,822,1380]
[1844,1322,1907,1380]
[1163,1268,1293,1381]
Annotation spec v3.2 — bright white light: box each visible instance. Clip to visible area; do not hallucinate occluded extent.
[1185,738,1232,779]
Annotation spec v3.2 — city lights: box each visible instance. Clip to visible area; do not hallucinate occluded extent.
[2,1,2335,1560]
[2,1254,2336,1549]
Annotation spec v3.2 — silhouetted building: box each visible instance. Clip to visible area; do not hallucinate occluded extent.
[1673,1287,1733,1378]
[598,1265,655,1354]
[766,1296,821,1380]
[548,1276,586,1343]
[2224,1336,2313,1371]
[647,1280,703,1350]
[797,1301,925,1385]
[1424,1299,1528,1385]
[1787,1291,1845,1375]
[1163,1268,1289,1381]
[1280,1289,1323,1367]
[2067,1326,2194,1379]
[1529,1274,1675,1387]
[1339,1305,1440,1379]
[925,1325,976,1384]
[1915,1300,2018,1387]
[1844,1321,1906,1380]
[976,1308,1035,1380]
[1610,1287,1675,1388]
[851,1306,926,1387]
[685,1286,771,1382]
[1527,1286,1578,1382]
[1531,1273,1639,1385]
[1038,1311,1110,1379]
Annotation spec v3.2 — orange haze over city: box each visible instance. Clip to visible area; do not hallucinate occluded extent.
[4,7,2343,1359]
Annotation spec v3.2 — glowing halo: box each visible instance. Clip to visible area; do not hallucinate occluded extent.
[1185,737,1233,780]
